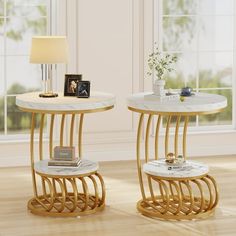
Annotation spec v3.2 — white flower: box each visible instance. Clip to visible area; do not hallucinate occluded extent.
[147,45,177,80]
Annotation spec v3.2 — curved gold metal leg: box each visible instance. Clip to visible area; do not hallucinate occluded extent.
[67,178,79,212]
[206,175,219,209]
[201,176,214,211]
[147,176,155,202]
[95,172,106,205]
[191,179,205,213]
[88,175,99,209]
[183,116,189,161]
[169,180,182,215]
[165,116,172,158]
[174,116,181,158]
[60,114,65,146]
[42,176,54,211]
[180,180,194,215]
[54,178,66,212]
[145,114,153,163]
[157,179,170,214]
[78,114,84,158]
[39,113,45,161]
[70,114,75,147]
[49,114,55,159]
[30,113,38,198]
[136,113,146,200]
[154,115,161,160]
[79,177,89,211]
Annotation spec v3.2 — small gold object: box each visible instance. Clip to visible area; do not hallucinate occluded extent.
[180,96,185,102]
[166,152,175,164]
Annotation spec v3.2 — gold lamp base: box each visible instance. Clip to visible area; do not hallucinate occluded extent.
[39,93,58,98]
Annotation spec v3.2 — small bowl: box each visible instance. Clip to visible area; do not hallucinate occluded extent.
[181,87,192,96]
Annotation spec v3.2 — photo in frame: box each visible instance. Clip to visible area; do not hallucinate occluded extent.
[76,81,90,98]
[64,74,82,96]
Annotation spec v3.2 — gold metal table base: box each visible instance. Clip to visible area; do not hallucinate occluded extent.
[24,110,114,217]
[16,96,114,217]
[136,174,218,220]
[130,111,221,221]
[27,172,105,217]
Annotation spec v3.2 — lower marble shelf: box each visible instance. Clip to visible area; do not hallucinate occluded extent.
[139,159,218,220]
[143,159,209,179]
[34,159,99,177]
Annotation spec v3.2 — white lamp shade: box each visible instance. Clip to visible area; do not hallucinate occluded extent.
[30,36,68,64]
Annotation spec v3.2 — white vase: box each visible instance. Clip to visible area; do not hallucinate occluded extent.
[153,79,165,97]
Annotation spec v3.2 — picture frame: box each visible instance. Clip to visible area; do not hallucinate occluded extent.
[76,81,90,98]
[64,74,82,96]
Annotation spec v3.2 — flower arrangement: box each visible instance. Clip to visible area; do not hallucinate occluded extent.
[147,45,177,80]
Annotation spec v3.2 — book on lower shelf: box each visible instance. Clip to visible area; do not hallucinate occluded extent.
[48,158,82,168]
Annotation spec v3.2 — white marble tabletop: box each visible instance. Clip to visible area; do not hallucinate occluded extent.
[34,159,99,177]
[16,91,115,112]
[127,92,227,114]
[143,159,208,179]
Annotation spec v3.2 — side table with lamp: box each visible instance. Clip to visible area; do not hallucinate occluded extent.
[15,36,116,217]
[16,92,115,217]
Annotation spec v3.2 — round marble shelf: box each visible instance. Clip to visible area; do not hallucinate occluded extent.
[143,159,209,179]
[16,91,115,113]
[127,92,227,115]
[34,159,99,177]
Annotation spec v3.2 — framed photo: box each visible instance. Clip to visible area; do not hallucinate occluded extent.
[76,81,90,98]
[64,74,82,96]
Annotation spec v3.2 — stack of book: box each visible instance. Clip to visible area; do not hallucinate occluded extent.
[48,146,81,168]
[144,92,179,101]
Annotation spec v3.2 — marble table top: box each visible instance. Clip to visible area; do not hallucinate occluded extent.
[34,159,99,177]
[143,159,208,179]
[16,91,115,112]
[127,92,227,114]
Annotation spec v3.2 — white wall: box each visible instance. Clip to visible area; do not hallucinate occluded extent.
[77,0,133,134]
[0,0,236,167]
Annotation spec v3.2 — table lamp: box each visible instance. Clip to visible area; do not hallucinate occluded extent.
[30,36,68,97]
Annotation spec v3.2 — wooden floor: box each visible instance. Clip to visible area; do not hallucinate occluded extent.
[0,156,236,236]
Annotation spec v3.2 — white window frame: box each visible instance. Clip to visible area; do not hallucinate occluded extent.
[153,0,236,133]
[0,0,58,141]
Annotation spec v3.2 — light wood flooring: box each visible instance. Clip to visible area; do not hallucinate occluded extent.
[0,155,236,236]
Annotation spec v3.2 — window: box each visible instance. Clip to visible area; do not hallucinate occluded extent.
[156,0,234,129]
[0,0,50,136]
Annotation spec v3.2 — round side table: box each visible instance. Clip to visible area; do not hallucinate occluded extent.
[16,91,115,217]
[127,92,227,220]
